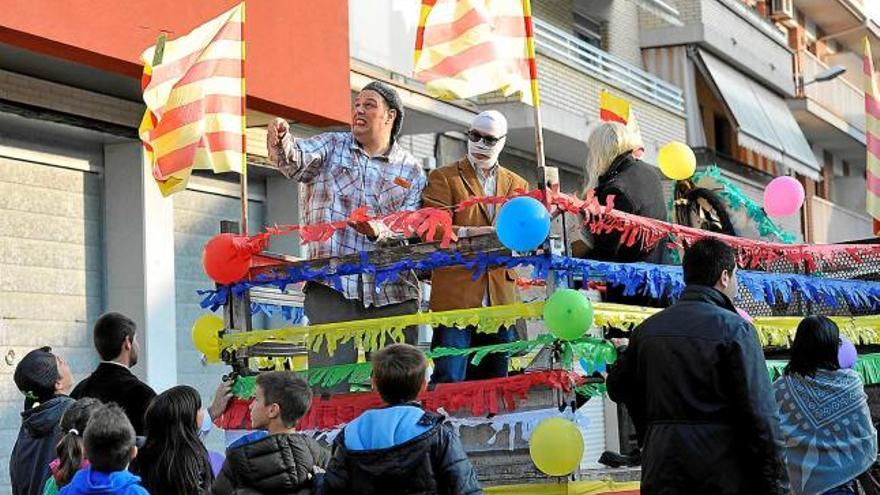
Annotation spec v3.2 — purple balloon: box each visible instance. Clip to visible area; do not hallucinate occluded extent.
[838,335,858,369]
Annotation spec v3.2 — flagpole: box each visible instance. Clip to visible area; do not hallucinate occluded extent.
[239,1,249,235]
[522,0,546,171]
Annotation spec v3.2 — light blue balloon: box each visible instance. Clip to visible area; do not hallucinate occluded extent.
[496,197,551,252]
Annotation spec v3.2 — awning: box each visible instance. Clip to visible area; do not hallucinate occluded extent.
[695,49,821,179]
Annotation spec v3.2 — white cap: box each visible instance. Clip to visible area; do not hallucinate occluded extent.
[470,110,508,138]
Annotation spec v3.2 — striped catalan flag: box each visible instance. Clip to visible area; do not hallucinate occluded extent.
[863,37,880,234]
[139,3,245,197]
[414,0,539,105]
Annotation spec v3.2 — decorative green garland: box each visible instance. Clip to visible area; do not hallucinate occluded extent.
[766,353,880,384]
[691,166,797,244]
[231,333,617,396]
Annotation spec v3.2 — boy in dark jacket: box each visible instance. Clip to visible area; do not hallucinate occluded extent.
[11,346,76,495]
[212,371,329,495]
[59,404,148,495]
[319,344,482,495]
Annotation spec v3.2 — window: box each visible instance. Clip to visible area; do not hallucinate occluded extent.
[573,11,602,49]
[714,114,732,155]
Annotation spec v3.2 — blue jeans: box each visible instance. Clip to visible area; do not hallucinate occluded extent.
[430,324,516,383]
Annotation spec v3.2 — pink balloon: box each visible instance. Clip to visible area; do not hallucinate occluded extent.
[735,307,754,324]
[763,176,805,217]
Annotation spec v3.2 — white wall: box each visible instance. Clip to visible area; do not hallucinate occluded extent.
[349,0,421,75]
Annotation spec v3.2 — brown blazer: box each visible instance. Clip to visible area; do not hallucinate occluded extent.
[421,157,530,312]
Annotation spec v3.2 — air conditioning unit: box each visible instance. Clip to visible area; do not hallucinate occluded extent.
[770,0,796,27]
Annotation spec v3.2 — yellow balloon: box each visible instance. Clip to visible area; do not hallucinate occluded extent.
[529,417,584,476]
[191,315,224,363]
[657,141,696,180]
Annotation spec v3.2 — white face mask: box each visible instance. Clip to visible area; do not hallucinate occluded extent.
[467,136,505,170]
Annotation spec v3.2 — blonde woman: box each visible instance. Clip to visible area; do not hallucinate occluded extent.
[579,122,667,267]
[581,121,669,348]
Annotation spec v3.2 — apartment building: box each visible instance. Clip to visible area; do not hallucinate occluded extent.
[782,0,878,242]
[641,0,877,242]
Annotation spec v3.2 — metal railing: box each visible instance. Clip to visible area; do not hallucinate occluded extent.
[533,17,685,114]
[801,50,866,134]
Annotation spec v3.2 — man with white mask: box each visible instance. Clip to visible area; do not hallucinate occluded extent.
[421,110,529,383]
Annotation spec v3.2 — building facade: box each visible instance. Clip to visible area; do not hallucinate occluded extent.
[0,2,349,493]
[1,1,877,491]
[641,0,877,243]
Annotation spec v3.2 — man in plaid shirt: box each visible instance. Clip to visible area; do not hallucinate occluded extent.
[267,81,426,392]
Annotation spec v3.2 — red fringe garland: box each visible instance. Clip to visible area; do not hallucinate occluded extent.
[233,186,880,274]
[246,206,456,251]
[214,370,584,431]
[466,187,880,271]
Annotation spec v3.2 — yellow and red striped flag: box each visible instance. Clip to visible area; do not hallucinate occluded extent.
[599,89,630,125]
[414,0,539,105]
[139,3,245,197]
[863,37,880,234]
[599,89,641,136]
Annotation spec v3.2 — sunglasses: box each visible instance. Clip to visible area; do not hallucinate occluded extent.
[467,130,505,147]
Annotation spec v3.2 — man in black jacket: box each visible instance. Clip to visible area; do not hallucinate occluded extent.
[606,238,785,495]
[319,344,482,495]
[71,312,156,435]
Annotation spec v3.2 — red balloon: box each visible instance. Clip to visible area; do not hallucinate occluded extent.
[203,233,252,284]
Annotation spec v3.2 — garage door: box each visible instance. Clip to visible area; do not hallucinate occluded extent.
[0,154,103,494]
[173,175,264,451]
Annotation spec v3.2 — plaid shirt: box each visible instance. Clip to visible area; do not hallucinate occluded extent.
[271,131,426,307]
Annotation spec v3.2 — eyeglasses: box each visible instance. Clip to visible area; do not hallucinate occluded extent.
[467,130,505,147]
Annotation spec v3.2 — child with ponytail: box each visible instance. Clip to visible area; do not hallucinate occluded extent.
[42,398,102,495]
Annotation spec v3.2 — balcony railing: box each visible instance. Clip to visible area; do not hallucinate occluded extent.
[801,50,866,135]
[811,196,873,243]
[533,17,685,114]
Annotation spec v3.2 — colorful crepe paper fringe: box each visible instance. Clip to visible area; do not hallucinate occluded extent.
[767,353,880,384]
[217,370,585,431]
[201,253,880,313]
[219,301,880,387]
[228,333,616,391]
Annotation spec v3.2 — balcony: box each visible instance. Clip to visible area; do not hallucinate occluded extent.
[793,0,880,58]
[533,18,685,114]
[482,17,688,170]
[640,0,795,95]
[788,50,867,170]
[811,197,874,243]
[800,51,865,135]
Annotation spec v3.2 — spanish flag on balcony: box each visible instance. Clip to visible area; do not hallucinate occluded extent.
[599,89,641,136]
[863,37,880,234]
[414,0,539,105]
[139,3,245,197]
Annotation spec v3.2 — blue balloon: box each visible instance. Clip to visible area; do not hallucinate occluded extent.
[496,197,551,252]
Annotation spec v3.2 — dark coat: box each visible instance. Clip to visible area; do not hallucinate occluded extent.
[592,152,668,264]
[212,431,330,495]
[70,363,156,436]
[588,153,669,307]
[606,286,786,495]
[10,395,75,495]
[319,409,482,495]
